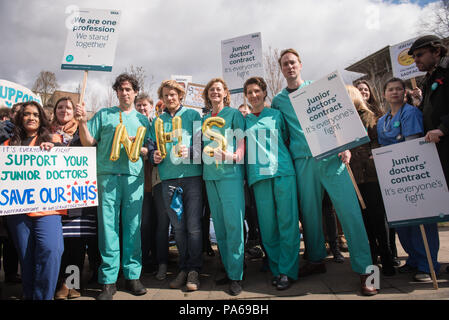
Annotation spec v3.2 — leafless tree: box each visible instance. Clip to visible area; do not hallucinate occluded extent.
[32,71,59,106]
[124,65,156,96]
[264,46,286,103]
[420,0,449,38]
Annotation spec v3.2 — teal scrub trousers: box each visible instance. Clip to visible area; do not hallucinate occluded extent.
[252,175,300,280]
[97,174,144,284]
[295,156,372,274]
[205,179,245,281]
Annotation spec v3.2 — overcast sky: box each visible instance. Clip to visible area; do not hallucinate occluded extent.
[0,0,439,109]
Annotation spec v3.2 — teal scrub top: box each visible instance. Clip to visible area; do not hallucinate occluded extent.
[88,106,150,177]
[245,108,296,187]
[271,80,313,159]
[149,106,202,181]
[202,106,245,181]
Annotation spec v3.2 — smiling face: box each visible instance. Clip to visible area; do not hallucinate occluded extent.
[280,52,302,82]
[356,83,370,102]
[245,83,266,110]
[116,80,138,107]
[208,81,227,107]
[55,99,74,125]
[22,104,40,136]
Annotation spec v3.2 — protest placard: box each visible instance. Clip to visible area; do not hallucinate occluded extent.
[372,138,449,227]
[389,37,426,81]
[0,146,98,216]
[171,75,192,91]
[221,32,263,94]
[288,70,369,160]
[0,80,42,108]
[61,8,121,72]
[184,83,205,111]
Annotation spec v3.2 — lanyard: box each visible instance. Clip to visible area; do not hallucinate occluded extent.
[383,104,405,141]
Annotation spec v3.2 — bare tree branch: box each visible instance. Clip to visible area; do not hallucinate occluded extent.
[32,71,58,106]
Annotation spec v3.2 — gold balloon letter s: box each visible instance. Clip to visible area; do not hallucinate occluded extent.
[110,112,147,163]
[154,116,183,159]
[202,117,227,157]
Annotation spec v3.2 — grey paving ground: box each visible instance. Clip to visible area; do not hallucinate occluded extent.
[1,226,448,301]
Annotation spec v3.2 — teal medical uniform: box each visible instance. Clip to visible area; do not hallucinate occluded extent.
[245,108,300,280]
[88,106,150,284]
[203,106,245,280]
[149,106,202,181]
[272,85,372,274]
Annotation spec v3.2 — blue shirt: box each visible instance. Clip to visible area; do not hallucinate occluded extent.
[377,103,423,146]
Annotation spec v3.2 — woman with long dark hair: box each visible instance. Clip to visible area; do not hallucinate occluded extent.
[4,101,65,300]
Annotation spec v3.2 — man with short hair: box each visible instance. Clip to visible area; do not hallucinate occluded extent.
[271,48,377,296]
[76,73,150,300]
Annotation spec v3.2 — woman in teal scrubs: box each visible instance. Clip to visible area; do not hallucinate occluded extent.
[202,78,246,296]
[243,77,300,290]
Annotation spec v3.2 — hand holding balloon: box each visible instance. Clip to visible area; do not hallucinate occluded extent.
[154,150,163,164]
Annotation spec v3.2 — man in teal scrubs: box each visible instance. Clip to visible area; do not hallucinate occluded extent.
[271,49,377,296]
[150,80,203,292]
[76,74,150,300]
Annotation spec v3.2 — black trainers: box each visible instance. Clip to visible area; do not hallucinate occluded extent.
[271,275,280,286]
[125,279,147,296]
[96,283,117,300]
[276,275,291,290]
[229,280,242,296]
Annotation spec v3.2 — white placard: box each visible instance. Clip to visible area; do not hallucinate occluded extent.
[61,8,121,72]
[372,138,449,227]
[0,80,42,108]
[288,70,369,159]
[221,32,263,94]
[184,83,205,110]
[0,146,98,216]
[171,75,192,91]
[389,37,426,80]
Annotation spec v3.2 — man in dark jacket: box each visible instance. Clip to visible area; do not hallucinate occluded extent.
[410,35,449,181]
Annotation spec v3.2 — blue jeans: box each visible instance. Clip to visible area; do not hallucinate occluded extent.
[141,191,157,267]
[161,176,203,272]
[396,223,440,274]
[153,183,170,265]
[7,214,64,300]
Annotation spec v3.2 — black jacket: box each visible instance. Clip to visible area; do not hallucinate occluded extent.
[419,56,449,180]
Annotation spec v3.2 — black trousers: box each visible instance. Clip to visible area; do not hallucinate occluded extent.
[359,182,394,268]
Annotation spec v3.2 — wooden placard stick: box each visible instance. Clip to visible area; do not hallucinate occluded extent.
[76,70,88,121]
[79,70,88,104]
[345,163,366,209]
[419,224,439,290]
[411,77,417,89]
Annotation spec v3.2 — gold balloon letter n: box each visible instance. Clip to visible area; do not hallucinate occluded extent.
[110,113,147,163]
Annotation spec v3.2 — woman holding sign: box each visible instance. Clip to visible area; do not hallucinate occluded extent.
[377,77,440,282]
[50,97,100,300]
[4,101,65,300]
[202,78,246,296]
[243,77,300,290]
